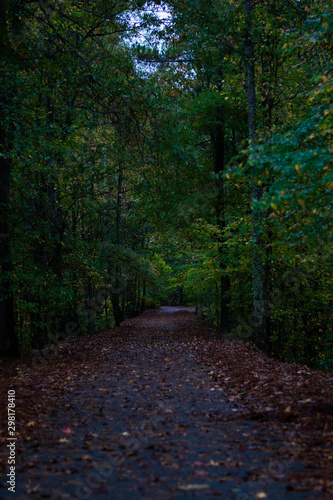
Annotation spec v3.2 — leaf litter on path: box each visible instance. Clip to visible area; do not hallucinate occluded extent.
[0,306,332,499]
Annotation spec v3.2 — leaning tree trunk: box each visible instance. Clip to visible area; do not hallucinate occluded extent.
[0,0,19,357]
[244,0,269,353]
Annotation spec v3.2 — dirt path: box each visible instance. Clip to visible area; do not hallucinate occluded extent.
[0,307,332,499]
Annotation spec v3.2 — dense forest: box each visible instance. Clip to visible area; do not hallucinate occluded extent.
[0,0,332,369]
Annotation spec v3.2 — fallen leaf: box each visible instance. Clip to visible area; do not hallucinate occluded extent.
[178,484,210,491]
[194,470,208,477]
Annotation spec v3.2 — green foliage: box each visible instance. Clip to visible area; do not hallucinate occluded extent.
[1,0,332,372]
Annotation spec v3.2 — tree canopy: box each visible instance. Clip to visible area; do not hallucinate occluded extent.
[0,0,332,370]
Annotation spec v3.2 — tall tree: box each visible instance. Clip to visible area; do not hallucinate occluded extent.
[244,0,269,352]
[0,0,19,356]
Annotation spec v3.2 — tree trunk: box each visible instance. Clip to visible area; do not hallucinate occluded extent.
[111,172,124,326]
[211,118,231,333]
[0,0,19,357]
[244,0,269,353]
[86,281,95,336]
[141,280,146,312]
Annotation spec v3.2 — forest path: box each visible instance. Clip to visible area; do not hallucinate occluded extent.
[1,307,332,499]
